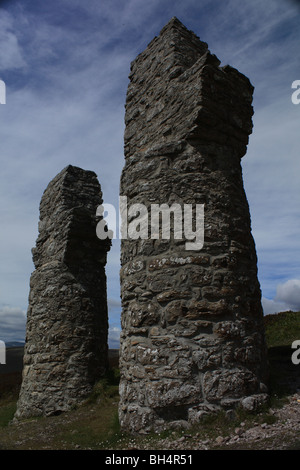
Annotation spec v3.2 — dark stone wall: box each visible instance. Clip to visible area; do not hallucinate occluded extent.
[14,165,110,419]
[119,18,269,433]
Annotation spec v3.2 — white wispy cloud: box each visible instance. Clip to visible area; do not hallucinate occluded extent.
[0,10,27,70]
[262,279,300,315]
[276,279,300,310]
[108,325,121,349]
[0,4,127,320]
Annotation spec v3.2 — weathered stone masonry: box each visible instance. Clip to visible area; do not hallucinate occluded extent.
[14,165,110,419]
[119,18,269,432]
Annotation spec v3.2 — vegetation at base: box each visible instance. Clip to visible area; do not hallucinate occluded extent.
[264,311,300,400]
[264,310,300,348]
[0,400,17,428]
[0,310,299,449]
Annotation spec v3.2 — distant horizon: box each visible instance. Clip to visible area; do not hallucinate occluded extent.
[3,309,300,349]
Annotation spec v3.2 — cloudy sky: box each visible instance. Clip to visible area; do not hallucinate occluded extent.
[0,0,299,346]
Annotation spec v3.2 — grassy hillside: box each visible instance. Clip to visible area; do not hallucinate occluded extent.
[264,311,300,348]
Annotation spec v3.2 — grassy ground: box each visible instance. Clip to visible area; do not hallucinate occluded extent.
[0,311,299,450]
[264,311,300,348]
[264,311,300,399]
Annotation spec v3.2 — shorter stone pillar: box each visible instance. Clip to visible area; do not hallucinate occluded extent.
[14,165,111,419]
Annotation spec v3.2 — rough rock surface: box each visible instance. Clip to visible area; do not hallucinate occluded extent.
[14,165,110,419]
[119,17,269,433]
[139,392,300,450]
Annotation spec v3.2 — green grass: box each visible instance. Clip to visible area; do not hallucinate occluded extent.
[57,404,121,449]
[263,311,300,400]
[264,310,300,348]
[53,368,122,449]
[0,401,17,428]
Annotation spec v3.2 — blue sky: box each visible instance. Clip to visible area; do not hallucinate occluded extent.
[0,0,299,346]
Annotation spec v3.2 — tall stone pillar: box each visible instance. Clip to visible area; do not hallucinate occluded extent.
[15,165,111,419]
[119,18,269,433]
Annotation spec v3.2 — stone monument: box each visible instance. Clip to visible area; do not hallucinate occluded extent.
[119,17,269,433]
[14,165,111,419]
